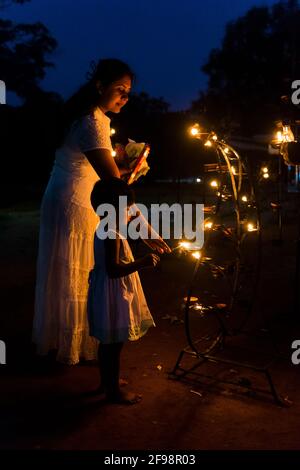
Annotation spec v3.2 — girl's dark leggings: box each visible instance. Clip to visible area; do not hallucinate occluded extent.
[98,342,124,396]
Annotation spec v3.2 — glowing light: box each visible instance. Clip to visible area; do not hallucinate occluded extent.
[179,241,203,253]
[184,296,198,303]
[205,140,212,147]
[110,128,116,136]
[190,124,200,136]
[283,125,295,142]
[224,147,230,154]
[205,221,213,230]
[212,134,218,141]
[274,126,295,143]
[192,251,201,260]
[263,173,269,179]
[210,180,218,188]
[196,178,201,183]
[241,195,248,202]
[231,166,237,175]
[262,167,268,173]
[179,241,191,250]
[111,150,117,157]
[247,223,257,232]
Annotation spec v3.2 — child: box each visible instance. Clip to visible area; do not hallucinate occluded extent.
[88,178,159,404]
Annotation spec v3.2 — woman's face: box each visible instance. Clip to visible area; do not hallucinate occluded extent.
[98,75,132,113]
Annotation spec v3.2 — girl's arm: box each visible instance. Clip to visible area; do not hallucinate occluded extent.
[105,237,159,279]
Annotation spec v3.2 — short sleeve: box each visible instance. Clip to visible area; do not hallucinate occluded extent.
[75,113,113,153]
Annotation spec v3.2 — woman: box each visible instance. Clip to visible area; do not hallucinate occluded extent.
[33,59,169,365]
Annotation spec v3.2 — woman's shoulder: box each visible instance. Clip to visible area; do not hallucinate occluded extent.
[71,108,110,134]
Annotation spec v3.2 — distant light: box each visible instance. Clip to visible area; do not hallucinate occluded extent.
[196,177,201,183]
[212,134,218,141]
[241,195,248,202]
[111,150,117,157]
[110,128,116,136]
[224,147,230,154]
[263,173,269,179]
[204,140,212,147]
[192,251,201,260]
[262,167,268,173]
[210,180,218,188]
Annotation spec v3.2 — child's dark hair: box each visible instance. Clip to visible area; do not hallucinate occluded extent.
[91,177,135,212]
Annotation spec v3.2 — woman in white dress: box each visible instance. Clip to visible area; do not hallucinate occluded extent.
[33,59,169,365]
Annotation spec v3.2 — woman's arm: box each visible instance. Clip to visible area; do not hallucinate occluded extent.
[105,237,159,278]
[84,148,120,179]
[84,148,132,180]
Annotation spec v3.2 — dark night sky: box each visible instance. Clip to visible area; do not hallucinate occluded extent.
[5,0,277,110]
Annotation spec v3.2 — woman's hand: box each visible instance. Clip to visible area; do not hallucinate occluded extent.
[119,167,132,179]
[114,144,128,167]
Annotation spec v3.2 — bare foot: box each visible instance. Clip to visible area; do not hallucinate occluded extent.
[106,390,142,405]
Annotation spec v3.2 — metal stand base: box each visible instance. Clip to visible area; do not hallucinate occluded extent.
[170,339,286,406]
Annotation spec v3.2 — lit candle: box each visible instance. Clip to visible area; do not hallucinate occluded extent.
[205,221,213,230]
[192,251,201,260]
[247,223,257,232]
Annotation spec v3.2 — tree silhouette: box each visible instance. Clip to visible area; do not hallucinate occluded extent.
[192,0,300,135]
[0,0,57,100]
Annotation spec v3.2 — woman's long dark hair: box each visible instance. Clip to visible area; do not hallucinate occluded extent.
[56,58,135,147]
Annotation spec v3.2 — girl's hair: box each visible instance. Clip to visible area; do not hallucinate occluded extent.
[91,177,135,213]
[57,58,135,147]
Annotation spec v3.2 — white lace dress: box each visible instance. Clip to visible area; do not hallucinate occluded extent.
[33,107,113,364]
[87,233,155,344]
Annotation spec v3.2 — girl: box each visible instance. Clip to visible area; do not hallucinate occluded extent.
[88,178,159,404]
[33,59,169,365]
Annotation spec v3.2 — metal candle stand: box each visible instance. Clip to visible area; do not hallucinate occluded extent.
[170,130,285,406]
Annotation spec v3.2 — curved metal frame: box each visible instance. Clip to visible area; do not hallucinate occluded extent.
[182,134,262,356]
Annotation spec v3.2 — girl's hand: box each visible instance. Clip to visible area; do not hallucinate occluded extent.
[142,253,160,268]
[143,237,171,254]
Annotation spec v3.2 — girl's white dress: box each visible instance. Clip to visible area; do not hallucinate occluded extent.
[87,233,155,344]
[33,107,114,364]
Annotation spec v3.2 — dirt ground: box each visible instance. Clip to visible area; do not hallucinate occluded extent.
[0,187,300,451]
